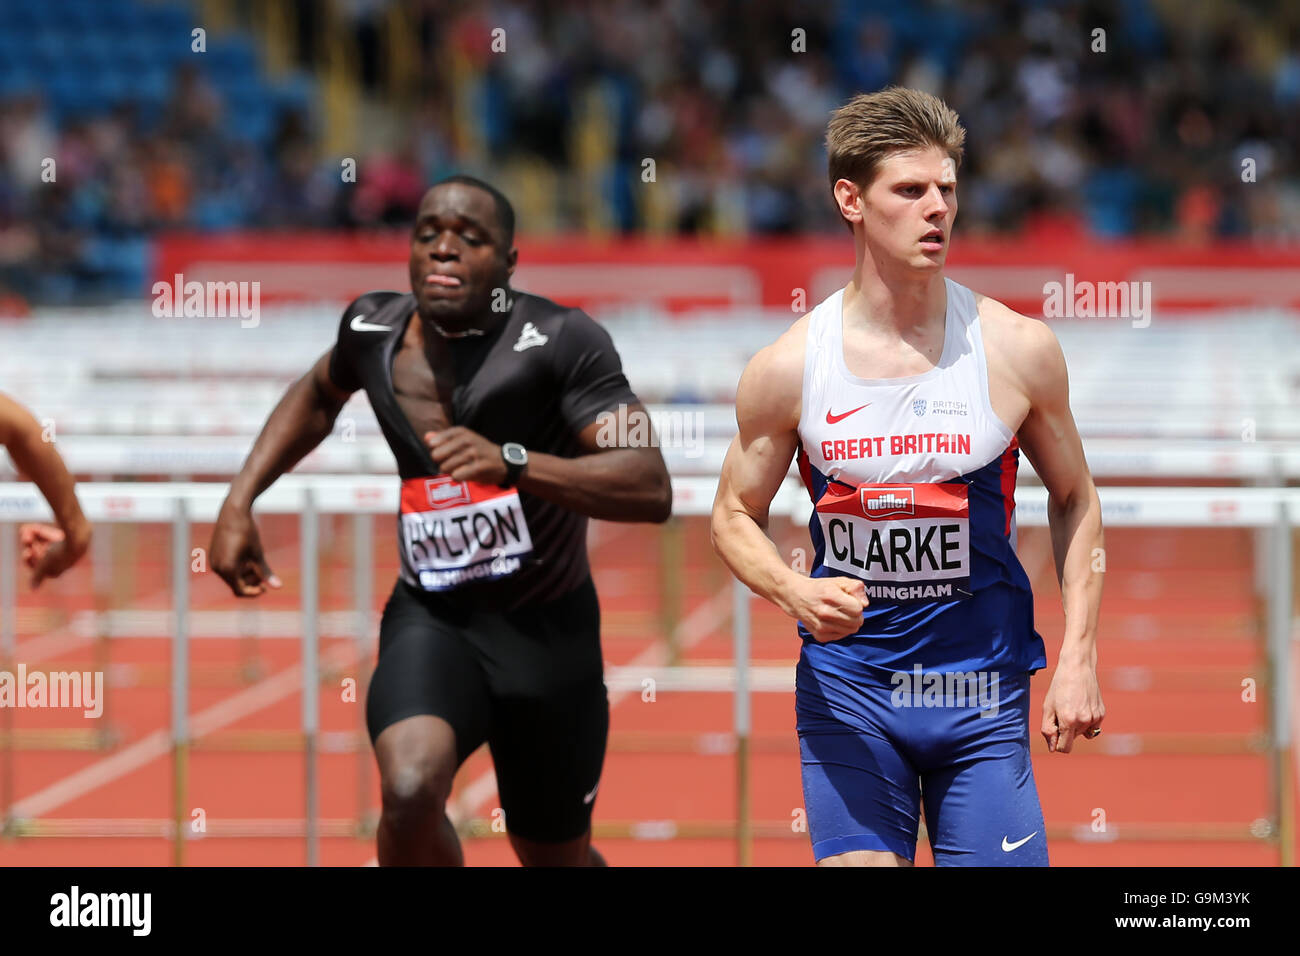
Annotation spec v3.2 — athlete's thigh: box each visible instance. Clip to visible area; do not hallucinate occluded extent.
[488,675,609,843]
[366,579,491,765]
[919,673,1048,866]
[478,579,609,843]
[797,647,922,863]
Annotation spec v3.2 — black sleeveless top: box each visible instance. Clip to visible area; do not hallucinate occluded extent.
[328,290,640,610]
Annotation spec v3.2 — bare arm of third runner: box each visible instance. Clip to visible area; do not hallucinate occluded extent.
[709,332,867,643]
[210,350,353,596]
[0,391,92,588]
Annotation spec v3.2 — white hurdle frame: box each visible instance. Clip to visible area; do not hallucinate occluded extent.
[0,477,1295,865]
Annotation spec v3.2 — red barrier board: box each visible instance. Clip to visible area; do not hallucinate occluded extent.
[153,233,1300,316]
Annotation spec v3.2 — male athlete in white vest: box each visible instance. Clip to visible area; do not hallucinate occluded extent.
[711,87,1105,866]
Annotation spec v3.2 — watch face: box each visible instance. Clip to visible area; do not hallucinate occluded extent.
[503,443,527,466]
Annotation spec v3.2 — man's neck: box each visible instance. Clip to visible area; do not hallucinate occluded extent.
[417,306,504,342]
[845,247,946,335]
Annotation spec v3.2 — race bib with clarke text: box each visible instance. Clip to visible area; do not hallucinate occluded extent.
[815,480,971,602]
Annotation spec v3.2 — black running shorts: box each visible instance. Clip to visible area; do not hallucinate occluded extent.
[365,575,609,843]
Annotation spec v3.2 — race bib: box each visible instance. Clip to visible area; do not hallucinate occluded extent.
[399,476,533,591]
[815,481,971,602]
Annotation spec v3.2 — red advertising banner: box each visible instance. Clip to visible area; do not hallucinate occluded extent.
[153,233,1300,316]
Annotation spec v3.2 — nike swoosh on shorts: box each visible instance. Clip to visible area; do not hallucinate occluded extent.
[1001,832,1037,852]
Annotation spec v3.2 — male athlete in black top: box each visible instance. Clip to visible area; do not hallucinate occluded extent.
[209,176,672,866]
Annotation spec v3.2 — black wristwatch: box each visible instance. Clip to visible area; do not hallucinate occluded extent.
[500,442,528,487]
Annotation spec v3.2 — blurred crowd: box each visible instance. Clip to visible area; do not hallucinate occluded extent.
[2,0,1299,304]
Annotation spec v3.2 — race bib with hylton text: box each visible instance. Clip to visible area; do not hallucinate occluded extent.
[399,476,533,591]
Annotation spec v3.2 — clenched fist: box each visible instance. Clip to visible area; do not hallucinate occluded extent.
[785,575,868,643]
[425,427,507,485]
[20,521,90,590]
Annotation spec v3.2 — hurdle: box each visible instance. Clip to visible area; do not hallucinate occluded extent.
[1,477,1295,865]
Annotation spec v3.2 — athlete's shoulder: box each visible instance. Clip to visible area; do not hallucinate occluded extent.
[735,313,809,433]
[747,311,811,387]
[509,290,582,324]
[328,292,410,393]
[336,291,410,340]
[509,290,617,358]
[971,290,1067,395]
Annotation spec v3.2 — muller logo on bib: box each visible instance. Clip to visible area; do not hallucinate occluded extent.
[861,487,914,518]
[425,476,471,509]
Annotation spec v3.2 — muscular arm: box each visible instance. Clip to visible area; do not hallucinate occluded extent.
[709,341,805,611]
[515,402,671,522]
[1015,322,1104,666]
[1011,316,1105,752]
[425,401,672,523]
[0,391,91,568]
[223,350,352,510]
[0,392,89,544]
[426,309,671,523]
[709,327,866,641]
[210,350,352,596]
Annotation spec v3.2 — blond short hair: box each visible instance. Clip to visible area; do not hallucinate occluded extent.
[826,87,966,229]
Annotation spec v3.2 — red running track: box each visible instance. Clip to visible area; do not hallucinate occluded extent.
[0,514,1293,866]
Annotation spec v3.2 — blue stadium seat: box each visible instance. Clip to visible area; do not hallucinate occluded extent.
[44,71,84,115]
[98,1,143,29]
[274,71,315,108]
[28,30,67,70]
[0,3,39,31]
[0,68,39,101]
[227,100,276,146]
[202,38,258,77]
[0,32,24,65]
[192,193,246,230]
[134,65,172,107]
[1082,167,1141,238]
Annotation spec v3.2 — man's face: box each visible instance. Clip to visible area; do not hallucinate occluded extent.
[408,183,516,321]
[850,146,957,272]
